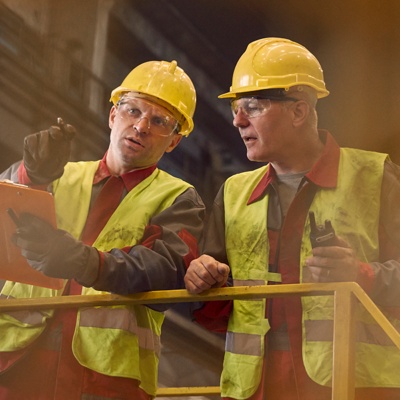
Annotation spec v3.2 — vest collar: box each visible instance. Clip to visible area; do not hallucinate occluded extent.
[248,130,340,205]
[95,152,157,192]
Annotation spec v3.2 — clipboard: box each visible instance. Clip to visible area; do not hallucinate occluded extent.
[0,181,64,289]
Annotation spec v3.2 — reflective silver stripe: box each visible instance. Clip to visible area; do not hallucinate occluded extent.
[233,274,282,285]
[225,331,262,356]
[0,295,46,325]
[305,319,398,347]
[233,279,265,286]
[1,309,45,325]
[304,319,333,341]
[79,308,160,354]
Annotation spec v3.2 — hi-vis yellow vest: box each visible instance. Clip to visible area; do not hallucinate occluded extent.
[0,161,192,397]
[222,148,400,399]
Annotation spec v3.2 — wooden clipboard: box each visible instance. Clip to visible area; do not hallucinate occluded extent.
[0,181,64,289]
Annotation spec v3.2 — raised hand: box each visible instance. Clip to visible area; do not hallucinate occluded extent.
[23,118,76,184]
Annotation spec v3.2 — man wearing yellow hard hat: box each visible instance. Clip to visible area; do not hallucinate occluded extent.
[185,38,400,399]
[0,60,205,399]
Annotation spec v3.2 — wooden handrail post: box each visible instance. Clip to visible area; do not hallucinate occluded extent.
[332,286,356,400]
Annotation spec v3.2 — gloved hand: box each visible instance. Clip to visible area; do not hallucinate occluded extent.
[12,213,100,286]
[23,118,76,184]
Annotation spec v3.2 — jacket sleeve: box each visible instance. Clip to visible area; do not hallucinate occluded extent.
[192,185,233,332]
[92,187,205,299]
[0,161,22,182]
[365,159,400,307]
[0,161,48,190]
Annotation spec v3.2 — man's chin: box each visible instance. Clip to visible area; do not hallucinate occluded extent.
[247,152,266,163]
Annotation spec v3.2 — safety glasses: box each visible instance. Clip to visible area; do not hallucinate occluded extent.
[231,96,298,119]
[117,96,178,137]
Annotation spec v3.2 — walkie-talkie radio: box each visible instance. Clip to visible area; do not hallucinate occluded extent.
[309,211,337,248]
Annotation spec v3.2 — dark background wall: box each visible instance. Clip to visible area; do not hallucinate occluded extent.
[1,0,400,207]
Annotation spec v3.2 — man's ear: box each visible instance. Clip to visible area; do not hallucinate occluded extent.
[291,100,309,127]
[109,106,117,129]
[165,134,183,153]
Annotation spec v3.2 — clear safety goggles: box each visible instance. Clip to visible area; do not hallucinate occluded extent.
[117,96,179,137]
[231,96,298,119]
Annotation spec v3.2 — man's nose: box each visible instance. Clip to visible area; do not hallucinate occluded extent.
[233,107,250,128]
[134,116,151,133]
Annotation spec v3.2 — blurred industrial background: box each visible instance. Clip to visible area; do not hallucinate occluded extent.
[1,0,400,398]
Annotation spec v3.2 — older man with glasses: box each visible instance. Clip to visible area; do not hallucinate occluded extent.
[185,38,400,400]
[0,60,205,400]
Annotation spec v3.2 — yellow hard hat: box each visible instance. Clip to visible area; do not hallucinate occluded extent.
[219,38,329,99]
[110,60,196,136]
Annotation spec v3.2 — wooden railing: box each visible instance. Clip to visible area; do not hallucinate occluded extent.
[1,282,400,400]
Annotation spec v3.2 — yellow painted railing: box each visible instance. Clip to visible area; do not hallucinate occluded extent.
[1,282,400,400]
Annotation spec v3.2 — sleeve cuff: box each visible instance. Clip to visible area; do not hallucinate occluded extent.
[76,248,103,287]
[18,161,32,185]
[356,261,375,294]
[18,162,48,190]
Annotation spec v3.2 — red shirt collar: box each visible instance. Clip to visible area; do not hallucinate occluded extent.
[94,152,157,192]
[248,130,340,204]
